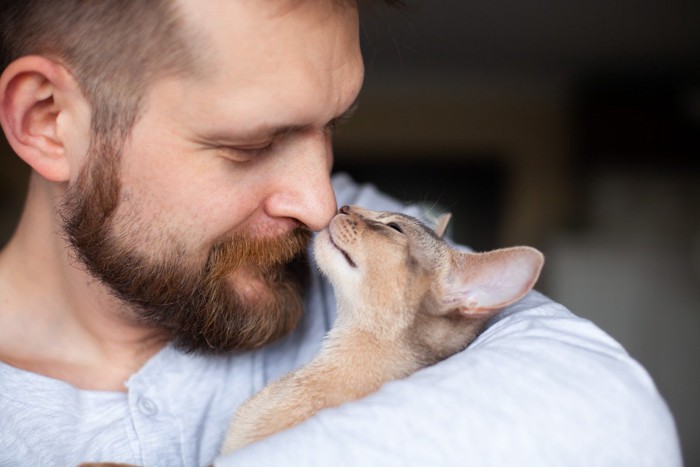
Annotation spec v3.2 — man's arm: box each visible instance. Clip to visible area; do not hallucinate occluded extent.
[216,290,681,466]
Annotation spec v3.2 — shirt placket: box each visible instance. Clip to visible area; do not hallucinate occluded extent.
[127,376,184,466]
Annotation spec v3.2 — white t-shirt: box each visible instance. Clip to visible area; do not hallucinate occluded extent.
[0,174,681,466]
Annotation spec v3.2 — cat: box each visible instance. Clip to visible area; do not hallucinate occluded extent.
[221,205,544,453]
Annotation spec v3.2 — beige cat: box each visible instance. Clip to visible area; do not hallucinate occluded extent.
[221,205,544,453]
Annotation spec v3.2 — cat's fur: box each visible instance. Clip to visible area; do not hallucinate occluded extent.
[221,205,543,453]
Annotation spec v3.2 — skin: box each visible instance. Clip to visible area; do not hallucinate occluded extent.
[0,0,364,391]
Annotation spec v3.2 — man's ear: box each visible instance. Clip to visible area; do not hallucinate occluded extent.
[0,56,89,183]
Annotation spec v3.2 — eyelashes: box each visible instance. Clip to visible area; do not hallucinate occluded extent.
[386,222,404,234]
[237,142,275,157]
[218,141,275,163]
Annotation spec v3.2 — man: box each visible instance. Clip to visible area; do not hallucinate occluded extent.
[0,0,681,466]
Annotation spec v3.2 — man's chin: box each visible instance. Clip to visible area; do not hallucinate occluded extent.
[223,266,271,304]
[175,281,304,354]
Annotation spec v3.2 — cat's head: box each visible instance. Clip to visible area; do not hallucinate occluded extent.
[314,206,543,359]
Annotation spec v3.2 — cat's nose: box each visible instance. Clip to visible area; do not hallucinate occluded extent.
[339,205,351,215]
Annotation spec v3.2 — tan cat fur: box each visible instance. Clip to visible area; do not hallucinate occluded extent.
[221,206,543,453]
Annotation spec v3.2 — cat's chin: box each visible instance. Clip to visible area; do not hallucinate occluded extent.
[313,230,356,280]
[329,233,356,268]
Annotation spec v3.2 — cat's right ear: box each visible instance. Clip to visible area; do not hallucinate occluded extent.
[439,247,544,315]
[434,213,452,238]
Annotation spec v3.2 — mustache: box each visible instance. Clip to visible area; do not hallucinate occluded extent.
[206,227,312,280]
[189,227,312,353]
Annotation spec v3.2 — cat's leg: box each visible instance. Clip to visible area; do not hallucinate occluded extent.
[221,373,320,454]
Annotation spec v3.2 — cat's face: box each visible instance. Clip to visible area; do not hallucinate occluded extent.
[314,206,543,357]
[314,206,450,334]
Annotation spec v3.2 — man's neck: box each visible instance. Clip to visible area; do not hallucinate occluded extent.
[0,175,167,392]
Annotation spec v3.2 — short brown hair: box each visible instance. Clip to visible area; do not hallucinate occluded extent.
[0,0,401,148]
[0,0,198,149]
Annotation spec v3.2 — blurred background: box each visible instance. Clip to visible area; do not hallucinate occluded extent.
[1,0,698,463]
[335,0,700,463]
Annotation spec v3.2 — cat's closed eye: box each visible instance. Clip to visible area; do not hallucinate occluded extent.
[386,222,404,234]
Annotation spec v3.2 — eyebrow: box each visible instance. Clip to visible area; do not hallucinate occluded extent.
[204,97,360,144]
[269,98,359,137]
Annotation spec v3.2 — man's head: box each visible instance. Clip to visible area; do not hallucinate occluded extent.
[0,0,388,352]
[0,0,199,154]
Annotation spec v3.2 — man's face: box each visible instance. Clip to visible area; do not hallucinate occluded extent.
[61,0,364,352]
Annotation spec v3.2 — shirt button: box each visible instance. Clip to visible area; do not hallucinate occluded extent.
[138,397,158,417]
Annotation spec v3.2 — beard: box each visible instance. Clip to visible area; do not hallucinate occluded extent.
[59,141,310,354]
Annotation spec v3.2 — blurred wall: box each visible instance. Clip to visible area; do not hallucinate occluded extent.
[334,1,700,463]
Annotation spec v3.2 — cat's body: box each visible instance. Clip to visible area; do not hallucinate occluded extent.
[222,206,543,453]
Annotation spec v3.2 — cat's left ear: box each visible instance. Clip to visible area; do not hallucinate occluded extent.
[439,246,544,315]
[434,213,452,238]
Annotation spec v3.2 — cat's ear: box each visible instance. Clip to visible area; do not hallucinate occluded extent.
[440,247,544,315]
[434,213,452,238]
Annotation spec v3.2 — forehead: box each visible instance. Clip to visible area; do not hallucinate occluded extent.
[376,212,440,238]
[167,0,363,133]
[180,0,358,55]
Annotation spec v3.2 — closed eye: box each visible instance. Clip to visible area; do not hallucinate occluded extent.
[218,142,274,163]
[386,222,404,234]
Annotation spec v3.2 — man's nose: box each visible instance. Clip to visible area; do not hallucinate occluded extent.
[262,133,337,231]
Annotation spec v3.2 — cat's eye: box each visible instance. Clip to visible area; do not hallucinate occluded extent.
[386,222,404,234]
